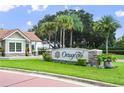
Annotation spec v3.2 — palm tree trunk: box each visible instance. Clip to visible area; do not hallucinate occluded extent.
[60,29,62,48]
[106,35,109,54]
[70,31,73,47]
[48,34,51,42]
[63,28,65,48]
[54,32,57,48]
[48,34,51,49]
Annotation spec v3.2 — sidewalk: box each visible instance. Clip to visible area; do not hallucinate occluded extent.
[117,59,124,62]
[0,56,43,60]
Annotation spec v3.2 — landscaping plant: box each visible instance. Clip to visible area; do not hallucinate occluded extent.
[25,48,30,56]
[97,54,117,68]
[77,58,87,66]
[0,47,5,56]
[42,52,52,62]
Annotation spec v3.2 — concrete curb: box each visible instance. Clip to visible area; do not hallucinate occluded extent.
[0,56,43,60]
[0,67,121,87]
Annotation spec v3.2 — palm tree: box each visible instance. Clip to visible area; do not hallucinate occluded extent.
[94,15,121,54]
[69,14,83,47]
[39,22,56,43]
[56,15,73,48]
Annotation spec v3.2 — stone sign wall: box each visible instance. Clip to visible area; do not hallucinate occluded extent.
[52,48,102,66]
[88,49,102,67]
[52,48,89,62]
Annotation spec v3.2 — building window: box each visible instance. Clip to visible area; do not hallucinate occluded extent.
[16,43,22,52]
[26,44,29,49]
[32,45,34,50]
[9,42,22,52]
[9,43,15,52]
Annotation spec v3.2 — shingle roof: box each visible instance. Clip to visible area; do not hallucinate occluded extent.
[24,32,42,42]
[0,29,41,42]
[0,29,15,41]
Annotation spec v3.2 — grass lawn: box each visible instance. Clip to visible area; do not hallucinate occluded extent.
[0,59,124,85]
[113,54,124,59]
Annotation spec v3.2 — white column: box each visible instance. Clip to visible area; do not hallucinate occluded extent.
[5,40,8,54]
[35,42,38,55]
[29,42,32,55]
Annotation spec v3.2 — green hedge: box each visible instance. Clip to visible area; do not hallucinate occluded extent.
[99,47,124,50]
[102,50,124,54]
[99,47,124,54]
[76,58,87,66]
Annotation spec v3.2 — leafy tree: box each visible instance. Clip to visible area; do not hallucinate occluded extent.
[68,14,83,47]
[56,9,94,47]
[29,9,120,49]
[94,15,121,53]
[39,22,56,42]
[56,15,73,48]
[115,35,124,48]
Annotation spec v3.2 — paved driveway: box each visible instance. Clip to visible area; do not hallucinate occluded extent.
[0,70,97,87]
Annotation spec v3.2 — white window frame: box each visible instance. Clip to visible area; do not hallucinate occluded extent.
[16,43,22,52]
[9,42,15,52]
[9,42,23,53]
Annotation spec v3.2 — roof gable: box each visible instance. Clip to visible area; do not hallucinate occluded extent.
[0,30,15,41]
[2,29,30,41]
[0,29,41,42]
[8,32,25,39]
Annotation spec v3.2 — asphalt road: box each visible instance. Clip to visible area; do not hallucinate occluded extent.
[0,70,98,87]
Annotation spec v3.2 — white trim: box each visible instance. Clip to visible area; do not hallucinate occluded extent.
[3,29,30,41]
[6,38,26,41]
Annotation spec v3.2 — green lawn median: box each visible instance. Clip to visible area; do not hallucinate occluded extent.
[0,59,124,86]
[113,54,124,59]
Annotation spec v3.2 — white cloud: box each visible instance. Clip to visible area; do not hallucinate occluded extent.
[0,24,4,28]
[43,5,48,10]
[94,16,101,21]
[115,10,124,17]
[1,24,4,27]
[27,21,33,26]
[64,5,68,10]
[28,5,48,13]
[0,5,17,12]
[75,7,80,11]
[27,10,32,14]
[31,5,41,11]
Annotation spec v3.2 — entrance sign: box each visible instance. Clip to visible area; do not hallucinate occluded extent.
[52,48,89,62]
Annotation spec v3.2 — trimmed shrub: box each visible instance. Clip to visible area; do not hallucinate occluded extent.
[102,50,124,54]
[25,48,30,56]
[99,47,124,50]
[40,48,47,55]
[0,47,5,56]
[97,54,117,68]
[97,54,117,62]
[42,52,52,62]
[77,58,87,66]
[99,47,124,54]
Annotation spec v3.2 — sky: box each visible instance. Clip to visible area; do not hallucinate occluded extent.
[0,5,124,38]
